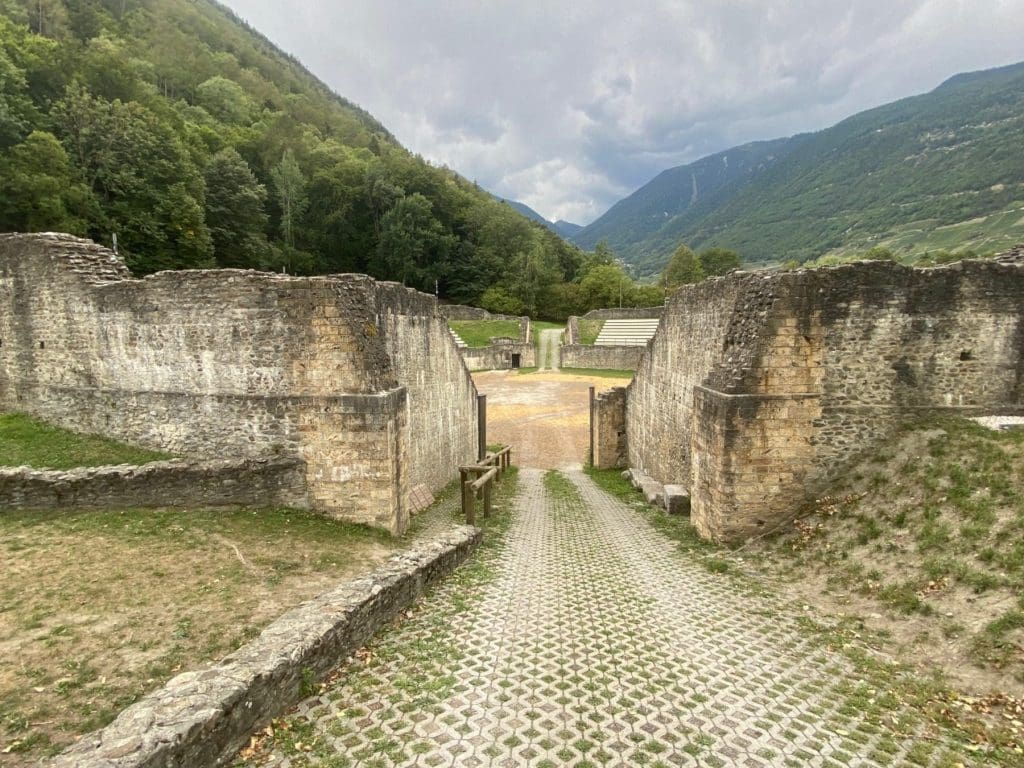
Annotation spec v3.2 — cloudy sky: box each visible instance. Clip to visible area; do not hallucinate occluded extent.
[221,0,1024,225]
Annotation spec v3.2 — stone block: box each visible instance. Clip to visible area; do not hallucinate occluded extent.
[663,484,690,515]
[640,477,664,507]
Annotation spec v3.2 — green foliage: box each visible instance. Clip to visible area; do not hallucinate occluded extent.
[479,286,525,316]
[0,412,170,468]
[376,192,454,291]
[269,148,307,250]
[203,147,268,268]
[0,130,93,232]
[195,75,254,124]
[576,319,603,345]
[698,247,740,276]
[660,244,703,288]
[0,0,601,307]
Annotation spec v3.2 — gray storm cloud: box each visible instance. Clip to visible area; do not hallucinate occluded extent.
[221,0,1024,224]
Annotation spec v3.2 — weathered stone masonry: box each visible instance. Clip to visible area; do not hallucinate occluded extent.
[0,234,478,534]
[611,258,1024,543]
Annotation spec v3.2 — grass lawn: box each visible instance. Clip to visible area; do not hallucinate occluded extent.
[576,319,603,345]
[448,320,522,347]
[559,367,634,379]
[0,503,440,763]
[0,413,170,469]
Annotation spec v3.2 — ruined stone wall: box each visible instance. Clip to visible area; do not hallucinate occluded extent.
[437,304,522,322]
[623,259,1024,542]
[0,458,307,512]
[562,314,651,370]
[375,283,478,495]
[460,341,535,372]
[582,307,664,320]
[626,277,751,486]
[592,387,627,469]
[561,344,646,370]
[0,234,477,534]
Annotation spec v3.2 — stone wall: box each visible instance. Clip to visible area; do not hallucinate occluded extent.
[592,387,627,469]
[437,304,522,323]
[461,340,536,371]
[375,284,479,500]
[0,234,478,534]
[582,307,664,320]
[561,314,648,370]
[454,316,534,371]
[561,344,646,370]
[0,458,307,512]
[616,258,1024,542]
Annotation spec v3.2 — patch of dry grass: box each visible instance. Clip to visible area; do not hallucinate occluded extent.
[752,416,1024,698]
[0,506,408,763]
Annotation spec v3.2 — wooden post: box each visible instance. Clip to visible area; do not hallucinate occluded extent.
[477,394,487,462]
[462,480,475,525]
[588,386,596,467]
[483,480,492,518]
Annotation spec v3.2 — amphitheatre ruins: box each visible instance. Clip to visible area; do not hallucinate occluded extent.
[2,233,1023,542]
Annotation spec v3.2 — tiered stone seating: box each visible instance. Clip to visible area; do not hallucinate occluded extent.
[594,318,660,346]
[449,328,468,348]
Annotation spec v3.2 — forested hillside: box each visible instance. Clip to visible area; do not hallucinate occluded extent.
[572,137,798,263]
[575,61,1024,274]
[0,0,614,317]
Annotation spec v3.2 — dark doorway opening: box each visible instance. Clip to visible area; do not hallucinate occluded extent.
[511,353,521,369]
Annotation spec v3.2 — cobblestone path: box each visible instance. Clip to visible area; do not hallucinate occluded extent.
[238,470,984,768]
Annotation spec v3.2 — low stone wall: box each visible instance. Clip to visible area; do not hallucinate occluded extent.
[582,307,663,320]
[561,344,646,371]
[592,387,627,468]
[53,526,482,768]
[438,304,521,322]
[0,458,307,512]
[456,316,534,371]
[461,340,535,371]
[562,313,649,370]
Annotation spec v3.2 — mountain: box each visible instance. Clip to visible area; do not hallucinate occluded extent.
[493,196,582,239]
[571,137,799,258]
[553,220,583,238]
[0,0,584,311]
[574,61,1024,275]
[495,197,550,227]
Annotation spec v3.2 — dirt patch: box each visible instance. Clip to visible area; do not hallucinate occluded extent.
[0,506,415,763]
[473,370,631,469]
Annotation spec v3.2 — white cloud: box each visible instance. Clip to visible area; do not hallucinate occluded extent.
[221,0,1024,224]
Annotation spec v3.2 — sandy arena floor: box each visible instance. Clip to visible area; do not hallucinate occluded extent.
[471,370,632,469]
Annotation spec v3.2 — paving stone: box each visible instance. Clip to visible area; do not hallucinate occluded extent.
[236,469,984,768]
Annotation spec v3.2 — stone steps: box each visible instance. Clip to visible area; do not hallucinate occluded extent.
[594,319,660,346]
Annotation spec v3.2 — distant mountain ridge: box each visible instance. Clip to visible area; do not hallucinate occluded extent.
[573,60,1024,275]
[493,196,582,239]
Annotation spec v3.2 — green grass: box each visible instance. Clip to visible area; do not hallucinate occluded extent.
[559,367,635,379]
[0,413,171,469]
[448,320,523,348]
[576,319,603,345]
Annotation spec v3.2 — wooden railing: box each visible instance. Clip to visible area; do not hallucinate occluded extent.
[459,446,512,524]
